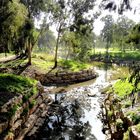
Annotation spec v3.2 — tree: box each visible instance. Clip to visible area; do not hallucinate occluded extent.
[37,29,56,53]
[48,0,74,68]
[127,24,140,50]
[0,0,27,55]
[100,0,132,14]
[19,0,50,65]
[101,15,114,60]
[113,16,135,52]
[68,0,95,61]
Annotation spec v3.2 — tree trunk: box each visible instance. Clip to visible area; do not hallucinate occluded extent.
[27,38,32,65]
[54,29,61,68]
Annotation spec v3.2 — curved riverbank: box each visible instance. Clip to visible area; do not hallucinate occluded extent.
[24,68,113,140]
[41,68,97,85]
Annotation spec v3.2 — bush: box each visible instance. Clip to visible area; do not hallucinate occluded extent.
[126,111,140,125]
[113,79,134,98]
[136,124,140,133]
[131,114,140,125]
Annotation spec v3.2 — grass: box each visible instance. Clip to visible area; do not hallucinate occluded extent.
[0,73,38,106]
[92,49,140,61]
[123,100,132,108]
[0,51,139,76]
[59,59,92,72]
[110,51,140,61]
[123,130,130,140]
[109,66,130,80]
[0,53,14,59]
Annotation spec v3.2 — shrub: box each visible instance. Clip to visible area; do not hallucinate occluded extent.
[136,124,140,133]
[0,74,38,106]
[126,111,140,125]
[113,79,134,98]
[116,119,123,130]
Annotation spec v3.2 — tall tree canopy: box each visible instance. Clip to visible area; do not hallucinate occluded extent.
[0,0,27,54]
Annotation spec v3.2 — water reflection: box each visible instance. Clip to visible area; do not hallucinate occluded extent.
[37,67,120,140]
[38,93,96,140]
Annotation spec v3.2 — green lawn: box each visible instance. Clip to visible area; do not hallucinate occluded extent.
[93,48,140,61]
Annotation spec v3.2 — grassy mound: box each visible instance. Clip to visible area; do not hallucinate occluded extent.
[0,73,38,106]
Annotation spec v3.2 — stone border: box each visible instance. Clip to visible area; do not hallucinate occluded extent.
[0,82,52,140]
[41,68,97,85]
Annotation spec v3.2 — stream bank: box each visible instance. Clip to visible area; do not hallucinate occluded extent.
[25,67,115,140]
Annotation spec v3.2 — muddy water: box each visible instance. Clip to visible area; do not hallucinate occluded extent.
[37,66,124,140]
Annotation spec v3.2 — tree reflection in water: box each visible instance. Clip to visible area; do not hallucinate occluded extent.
[37,89,97,140]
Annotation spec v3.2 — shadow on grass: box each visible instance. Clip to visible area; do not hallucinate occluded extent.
[0,55,20,64]
[16,63,30,75]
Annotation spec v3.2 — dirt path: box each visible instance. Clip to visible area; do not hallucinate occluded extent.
[0,55,17,63]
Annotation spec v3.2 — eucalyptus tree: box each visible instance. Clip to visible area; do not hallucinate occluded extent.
[19,0,51,65]
[47,0,71,68]
[127,24,140,50]
[65,0,96,61]
[0,0,27,56]
[113,16,135,52]
[101,15,114,60]
[100,0,133,14]
[38,29,56,53]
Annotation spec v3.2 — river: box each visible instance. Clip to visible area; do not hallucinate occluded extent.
[36,66,123,140]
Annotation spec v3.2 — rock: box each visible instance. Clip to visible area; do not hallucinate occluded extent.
[37,82,44,93]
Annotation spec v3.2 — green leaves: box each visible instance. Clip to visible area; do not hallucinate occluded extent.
[113,78,134,98]
[0,0,27,52]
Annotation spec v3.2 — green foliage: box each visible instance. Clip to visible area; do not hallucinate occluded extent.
[123,100,132,108]
[108,110,113,119]
[136,124,140,133]
[9,104,20,117]
[20,0,48,17]
[127,24,140,49]
[0,0,28,52]
[123,129,130,140]
[37,29,56,53]
[131,114,140,125]
[21,107,29,116]
[110,51,140,61]
[29,100,36,109]
[116,119,123,129]
[0,73,38,95]
[113,79,134,98]
[126,111,140,125]
[62,31,94,61]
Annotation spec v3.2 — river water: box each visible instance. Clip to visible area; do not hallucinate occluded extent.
[37,67,117,140]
